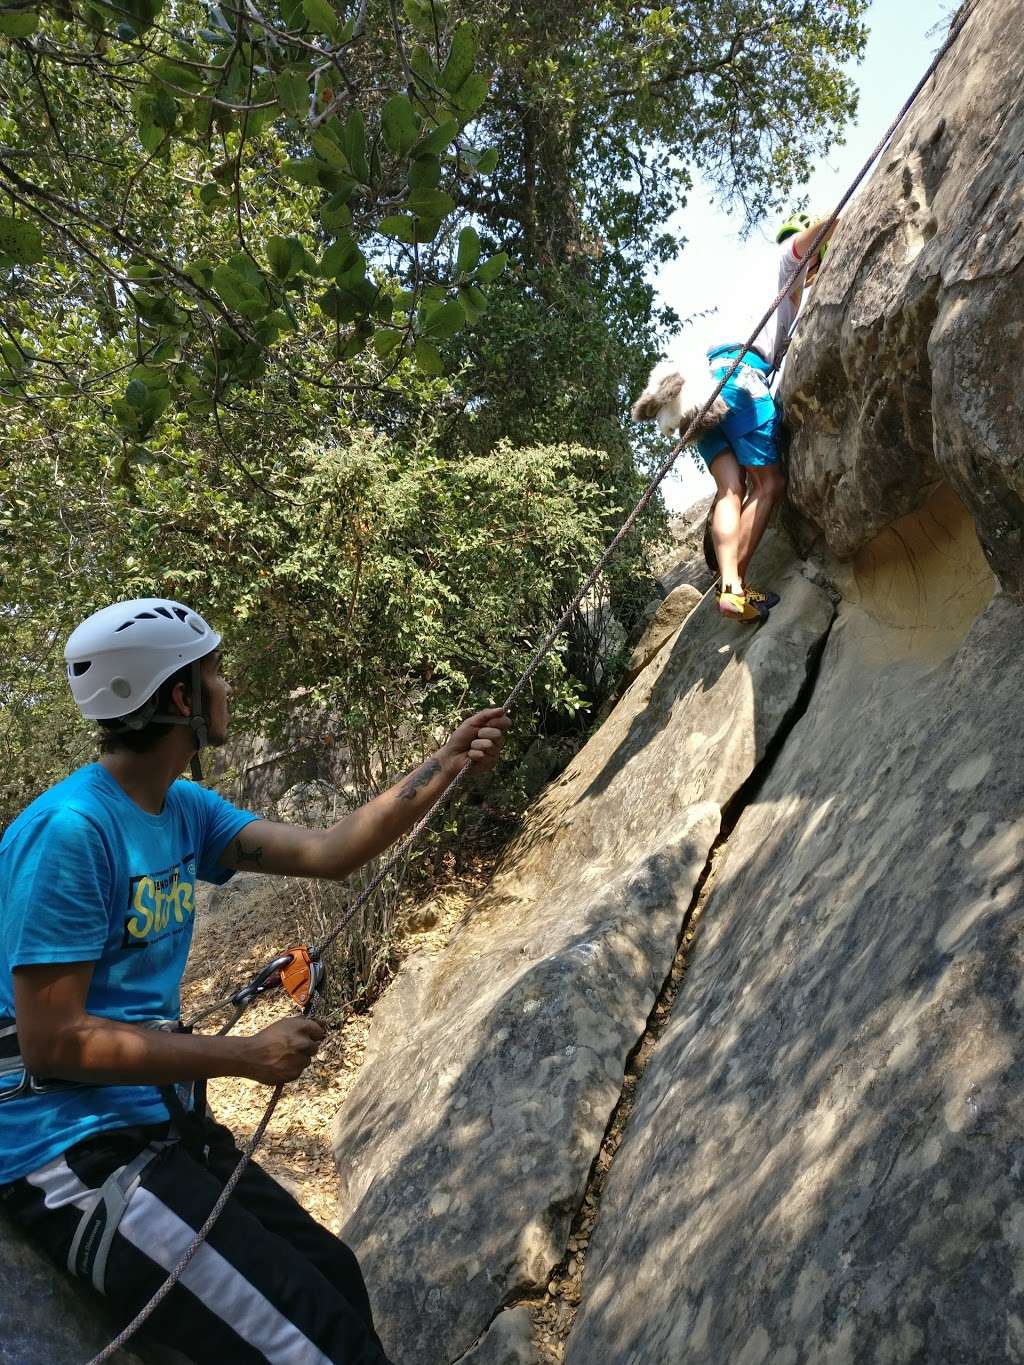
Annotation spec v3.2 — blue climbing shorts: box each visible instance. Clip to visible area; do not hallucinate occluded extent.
[695,345,781,469]
[696,412,781,469]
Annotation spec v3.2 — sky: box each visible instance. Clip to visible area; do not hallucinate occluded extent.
[652,0,955,512]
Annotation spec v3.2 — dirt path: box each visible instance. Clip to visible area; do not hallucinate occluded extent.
[181,872,487,1232]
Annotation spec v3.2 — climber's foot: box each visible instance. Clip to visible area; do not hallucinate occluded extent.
[718,587,768,623]
[744,584,780,611]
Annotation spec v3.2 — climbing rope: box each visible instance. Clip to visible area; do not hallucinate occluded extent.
[86,5,976,1359]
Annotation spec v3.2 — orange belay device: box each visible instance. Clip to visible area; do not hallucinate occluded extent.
[278,945,320,1009]
[186,944,325,1034]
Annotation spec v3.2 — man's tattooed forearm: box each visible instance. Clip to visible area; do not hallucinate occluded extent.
[232,837,264,866]
[397,758,442,801]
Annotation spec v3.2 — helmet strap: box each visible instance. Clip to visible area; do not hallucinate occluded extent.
[187,657,208,782]
[112,656,210,781]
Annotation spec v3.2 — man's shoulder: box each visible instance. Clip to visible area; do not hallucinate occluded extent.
[166,777,251,823]
[777,238,802,281]
[1,766,108,853]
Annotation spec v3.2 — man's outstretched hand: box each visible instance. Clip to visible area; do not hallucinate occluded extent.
[440,707,511,776]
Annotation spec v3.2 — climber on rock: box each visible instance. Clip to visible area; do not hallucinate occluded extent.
[633,211,836,622]
[698,211,836,620]
[0,598,510,1365]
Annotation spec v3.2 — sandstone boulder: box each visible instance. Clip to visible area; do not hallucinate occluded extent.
[567,492,1012,1365]
[620,582,703,689]
[783,0,1024,597]
[460,1309,538,1365]
[0,1218,146,1364]
[333,537,833,1364]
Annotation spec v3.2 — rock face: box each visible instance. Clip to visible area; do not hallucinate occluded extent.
[333,537,834,1364]
[567,490,1016,1364]
[784,0,1024,597]
[460,1308,539,1365]
[620,582,703,688]
[0,1218,146,1365]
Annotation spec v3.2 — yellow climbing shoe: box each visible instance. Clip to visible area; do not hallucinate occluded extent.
[718,588,768,622]
[744,584,780,610]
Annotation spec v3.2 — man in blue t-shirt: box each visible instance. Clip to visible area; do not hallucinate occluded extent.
[0,597,509,1364]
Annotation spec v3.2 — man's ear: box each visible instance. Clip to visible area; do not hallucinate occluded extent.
[168,679,192,718]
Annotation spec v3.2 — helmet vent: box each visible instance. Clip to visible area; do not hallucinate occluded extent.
[71,661,92,677]
[134,611,157,620]
[154,606,173,619]
[115,621,134,632]
[173,607,189,621]
[187,616,204,634]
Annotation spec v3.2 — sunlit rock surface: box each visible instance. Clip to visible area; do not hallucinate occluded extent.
[784,0,1024,597]
[333,538,833,1364]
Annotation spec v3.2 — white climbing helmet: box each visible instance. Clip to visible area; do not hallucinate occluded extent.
[65,598,220,721]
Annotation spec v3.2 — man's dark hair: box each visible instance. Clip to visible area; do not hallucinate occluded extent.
[97,662,203,754]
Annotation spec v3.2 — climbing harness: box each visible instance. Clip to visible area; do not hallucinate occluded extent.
[85,6,976,1359]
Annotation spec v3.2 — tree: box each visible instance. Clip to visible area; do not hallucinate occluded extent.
[0,0,506,463]
[0,0,868,833]
[444,0,868,459]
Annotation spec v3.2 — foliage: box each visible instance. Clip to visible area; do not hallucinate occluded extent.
[442,0,869,475]
[0,0,505,462]
[1,0,869,864]
[0,428,657,824]
[0,0,868,470]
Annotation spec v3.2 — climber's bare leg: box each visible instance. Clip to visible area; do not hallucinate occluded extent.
[709,448,745,592]
[737,463,786,582]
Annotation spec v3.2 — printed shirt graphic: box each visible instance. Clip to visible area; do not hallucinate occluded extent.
[0,764,257,1182]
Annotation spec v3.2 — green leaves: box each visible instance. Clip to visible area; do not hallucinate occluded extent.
[0,7,39,36]
[321,234,364,281]
[450,73,489,116]
[379,215,417,244]
[276,70,309,119]
[339,108,369,183]
[477,251,509,284]
[0,216,43,266]
[266,236,305,281]
[373,327,403,359]
[413,339,444,374]
[212,255,272,320]
[407,187,455,220]
[458,284,487,323]
[418,120,459,155]
[113,367,172,438]
[456,226,480,274]
[402,0,436,36]
[0,0,506,426]
[134,85,176,152]
[381,94,419,157]
[301,0,338,39]
[320,192,353,231]
[420,299,463,341]
[441,22,477,94]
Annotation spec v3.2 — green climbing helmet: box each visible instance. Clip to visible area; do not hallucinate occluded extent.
[776,211,812,243]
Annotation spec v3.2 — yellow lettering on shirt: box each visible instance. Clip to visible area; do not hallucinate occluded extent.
[123,860,198,944]
[125,876,156,939]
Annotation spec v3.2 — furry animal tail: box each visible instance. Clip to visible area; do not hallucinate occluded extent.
[631,357,729,439]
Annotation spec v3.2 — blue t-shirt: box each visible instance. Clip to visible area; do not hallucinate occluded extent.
[707,347,777,440]
[0,763,257,1182]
